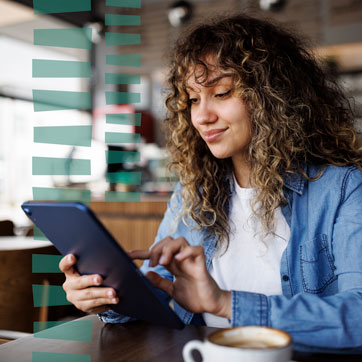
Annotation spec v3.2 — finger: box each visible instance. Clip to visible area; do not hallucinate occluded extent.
[64,273,103,291]
[59,254,78,275]
[77,297,118,314]
[72,287,117,302]
[148,236,175,266]
[146,271,173,297]
[175,245,204,262]
[127,250,151,260]
[158,238,190,266]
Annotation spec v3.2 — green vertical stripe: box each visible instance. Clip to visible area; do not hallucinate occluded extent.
[106,150,140,163]
[34,320,92,341]
[105,91,140,105]
[34,28,92,49]
[105,191,141,202]
[32,60,91,78]
[32,157,91,175]
[34,126,92,146]
[105,73,140,84]
[106,171,141,185]
[32,352,91,362]
[32,187,91,204]
[105,14,141,26]
[33,0,91,14]
[106,113,141,126]
[32,254,62,273]
[105,132,140,144]
[32,285,71,307]
[106,0,141,8]
[33,90,91,112]
[106,54,141,67]
[106,32,141,46]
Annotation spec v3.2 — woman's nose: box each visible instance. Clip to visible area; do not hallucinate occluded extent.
[193,100,218,125]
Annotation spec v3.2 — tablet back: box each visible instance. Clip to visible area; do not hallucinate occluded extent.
[22,201,183,329]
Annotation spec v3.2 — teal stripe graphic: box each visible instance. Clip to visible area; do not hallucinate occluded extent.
[106,113,141,126]
[32,285,71,307]
[106,150,140,163]
[106,171,141,185]
[105,191,141,202]
[106,54,141,67]
[105,91,140,105]
[33,225,48,241]
[32,187,91,204]
[32,352,91,362]
[105,14,141,26]
[105,73,140,85]
[106,0,141,8]
[34,126,92,146]
[33,90,91,112]
[34,321,67,333]
[105,132,140,144]
[34,28,92,49]
[106,32,140,46]
[32,254,62,273]
[32,157,91,175]
[32,60,91,78]
[33,0,91,14]
[34,320,92,341]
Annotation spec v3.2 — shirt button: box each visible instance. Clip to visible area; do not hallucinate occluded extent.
[282,275,289,281]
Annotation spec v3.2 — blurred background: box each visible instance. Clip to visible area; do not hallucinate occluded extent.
[0,0,361,335]
[0,0,361,229]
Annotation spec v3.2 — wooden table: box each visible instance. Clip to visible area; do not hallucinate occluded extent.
[0,315,360,361]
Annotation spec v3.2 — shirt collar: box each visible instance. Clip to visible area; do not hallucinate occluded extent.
[283,171,305,195]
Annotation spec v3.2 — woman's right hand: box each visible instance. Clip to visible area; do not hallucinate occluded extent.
[59,254,119,314]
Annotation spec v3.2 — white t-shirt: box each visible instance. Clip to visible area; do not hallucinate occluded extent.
[203,176,290,328]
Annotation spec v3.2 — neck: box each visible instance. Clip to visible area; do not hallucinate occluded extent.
[232,155,252,188]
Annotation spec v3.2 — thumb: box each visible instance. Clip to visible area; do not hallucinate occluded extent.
[146,271,173,297]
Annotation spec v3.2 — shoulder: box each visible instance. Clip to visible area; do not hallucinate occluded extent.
[308,164,362,201]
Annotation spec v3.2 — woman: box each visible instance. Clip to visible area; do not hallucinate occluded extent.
[60,14,362,351]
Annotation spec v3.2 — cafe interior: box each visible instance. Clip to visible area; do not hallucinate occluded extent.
[0,0,361,360]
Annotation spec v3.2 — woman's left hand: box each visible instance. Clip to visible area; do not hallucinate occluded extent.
[129,236,231,319]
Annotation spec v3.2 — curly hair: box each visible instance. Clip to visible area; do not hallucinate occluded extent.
[163,13,362,246]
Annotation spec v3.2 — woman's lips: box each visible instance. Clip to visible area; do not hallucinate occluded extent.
[203,128,227,142]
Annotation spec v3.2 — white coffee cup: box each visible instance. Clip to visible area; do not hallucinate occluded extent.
[183,326,292,362]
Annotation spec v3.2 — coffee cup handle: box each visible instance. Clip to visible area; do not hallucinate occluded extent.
[182,340,205,362]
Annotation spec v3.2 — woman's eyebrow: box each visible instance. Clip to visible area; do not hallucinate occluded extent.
[205,74,233,86]
[186,74,233,91]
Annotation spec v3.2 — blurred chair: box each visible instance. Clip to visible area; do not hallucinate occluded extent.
[0,239,82,339]
[0,220,15,236]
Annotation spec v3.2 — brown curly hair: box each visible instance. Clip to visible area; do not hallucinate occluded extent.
[163,13,362,246]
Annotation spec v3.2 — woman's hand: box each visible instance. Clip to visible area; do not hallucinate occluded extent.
[129,237,231,319]
[59,254,119,314]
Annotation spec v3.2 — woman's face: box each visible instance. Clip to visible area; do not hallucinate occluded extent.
[187,61,252,162]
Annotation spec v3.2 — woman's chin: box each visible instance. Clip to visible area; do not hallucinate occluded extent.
[209,150,231,159]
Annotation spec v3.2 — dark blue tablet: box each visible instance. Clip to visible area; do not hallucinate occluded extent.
[21,201,184,329]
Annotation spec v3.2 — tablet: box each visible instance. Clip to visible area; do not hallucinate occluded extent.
[21,201,184,329]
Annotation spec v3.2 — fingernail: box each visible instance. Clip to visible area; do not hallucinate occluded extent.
[94,276,100,284]
[112,298,117,303]
[159,256,166,265]
[107,290,114,297]
[67,255,73,262]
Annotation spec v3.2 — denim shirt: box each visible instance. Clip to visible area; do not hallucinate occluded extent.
[100,164,362,352]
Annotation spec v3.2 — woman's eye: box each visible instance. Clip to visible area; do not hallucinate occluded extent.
[216,90,231,98]
[189,98,198,104]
